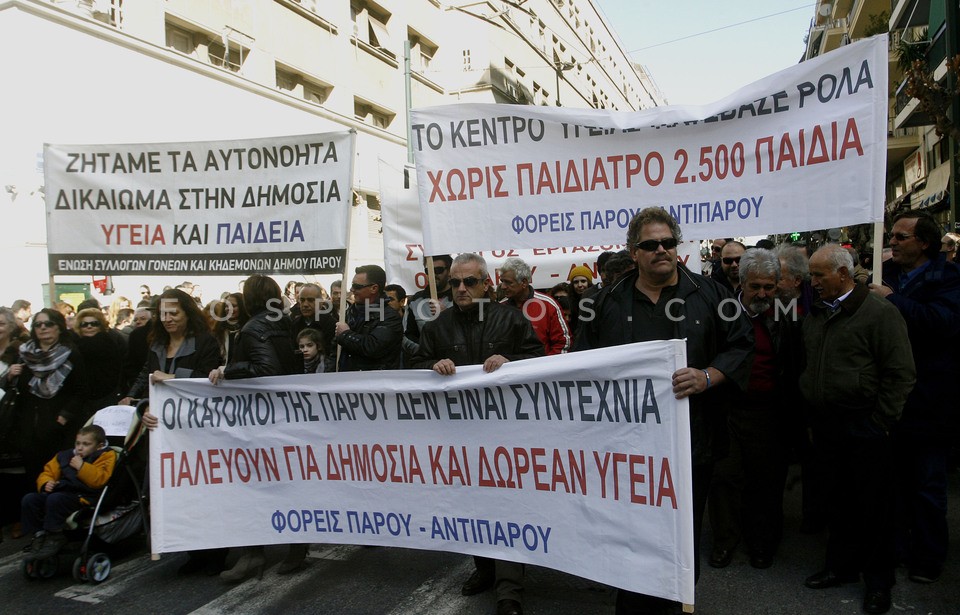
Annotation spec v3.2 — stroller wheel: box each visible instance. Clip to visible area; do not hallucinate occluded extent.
[72,557,88,582]
[22,559,39,579]
[86,553,111,584]
[38,555,59,578]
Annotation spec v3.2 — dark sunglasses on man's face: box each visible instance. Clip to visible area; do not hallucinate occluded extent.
[722,256,742,265]
[426,266,447,274]
[634,237,679,252]
[33,321,56,329]
[351,282,376,291]
[449,277,482,288]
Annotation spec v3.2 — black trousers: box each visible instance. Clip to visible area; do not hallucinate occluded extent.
[816,420,896,591]
[615,463,713,614]
[708,391,788,555]
[22,491,82,534]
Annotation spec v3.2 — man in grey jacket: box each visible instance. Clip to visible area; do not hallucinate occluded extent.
[800,244,915,615]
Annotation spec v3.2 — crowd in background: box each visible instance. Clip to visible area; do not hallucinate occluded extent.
[0,210,957,615]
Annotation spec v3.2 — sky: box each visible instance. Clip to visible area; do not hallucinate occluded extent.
[593,0,815,106]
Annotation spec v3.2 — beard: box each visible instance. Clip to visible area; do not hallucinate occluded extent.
[748,296,774,315]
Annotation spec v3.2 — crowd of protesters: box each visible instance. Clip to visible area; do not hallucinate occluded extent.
[0,209,957,615]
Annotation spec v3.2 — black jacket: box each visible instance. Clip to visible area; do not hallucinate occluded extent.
[127,330,223,398]
[225,311,299,379]
[574,265,754,466]
[121,324,150,394]
[411,301,544,369]
[710,262,736,294]
[16,346,88,477]
[879,255,960,437]
[336,299,403,371]
[77,331,125,401]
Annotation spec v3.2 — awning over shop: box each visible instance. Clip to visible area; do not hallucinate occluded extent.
[915,162,950,211]
[887,190,913,213]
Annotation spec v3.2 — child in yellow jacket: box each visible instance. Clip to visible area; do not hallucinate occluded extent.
[22,425,116,560]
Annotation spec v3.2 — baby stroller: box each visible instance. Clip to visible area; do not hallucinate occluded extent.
[23,404,150,583]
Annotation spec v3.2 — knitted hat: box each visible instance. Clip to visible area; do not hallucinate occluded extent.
[567,266,594,283]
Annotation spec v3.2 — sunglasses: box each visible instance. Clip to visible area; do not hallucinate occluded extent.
[891,232,914,242]
[79,321,100,329]
[33,321,56,329]
[426,266,447,274]
[722,256,742,265]
[449,277,482,288]
[634,237,679,252]
[350,282,376,291]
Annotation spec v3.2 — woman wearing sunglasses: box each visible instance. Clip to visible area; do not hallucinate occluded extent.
[73,308,126,420]
[7,308,87,482]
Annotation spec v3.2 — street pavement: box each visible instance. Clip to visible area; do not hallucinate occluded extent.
[2,467,957,614]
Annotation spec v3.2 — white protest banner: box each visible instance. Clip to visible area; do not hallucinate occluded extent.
[411,36,887,254]
[44,132,355,276]
[149,340,694,603]
[379,159,701,289]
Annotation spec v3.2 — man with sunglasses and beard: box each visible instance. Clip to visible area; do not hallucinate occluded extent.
[403,254,454,357]
[334,265,403,372]
[711,240,746,294]
[575,207,753,615]
[411,252,543,615]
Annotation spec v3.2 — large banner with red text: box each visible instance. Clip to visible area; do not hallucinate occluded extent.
[149,340,695,603]
[44,132,354,275]
[411,35,887,254]
[379,159,702,290]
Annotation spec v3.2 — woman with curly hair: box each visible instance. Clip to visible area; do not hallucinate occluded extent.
[122,289,223,575]
[121,289,221,402]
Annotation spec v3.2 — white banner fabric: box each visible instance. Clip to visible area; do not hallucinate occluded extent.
[411,36,888,254]
[44,132,355,275]
[379,159,699,290]
[149,340,694,603]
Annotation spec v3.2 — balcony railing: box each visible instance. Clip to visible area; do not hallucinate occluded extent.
[892,22,949,116]
[895,78,911,116]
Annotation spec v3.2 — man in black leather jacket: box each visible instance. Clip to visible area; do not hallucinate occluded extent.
[334,265,403,372]
[575,208,753,615]
[411,252,543,615]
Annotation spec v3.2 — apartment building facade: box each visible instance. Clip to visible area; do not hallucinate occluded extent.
[804,0,959,234]
[0,0,664,297]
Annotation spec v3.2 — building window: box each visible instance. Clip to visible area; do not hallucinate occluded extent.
[463,49,472,71]
[165,24,196,56]
[165,20,249,73]
[354,99,394,130]
[351,0,392,51]
[208,40,247,73]
[304,85,327,105]
[276,66,331,106]
[408,29,438,73]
